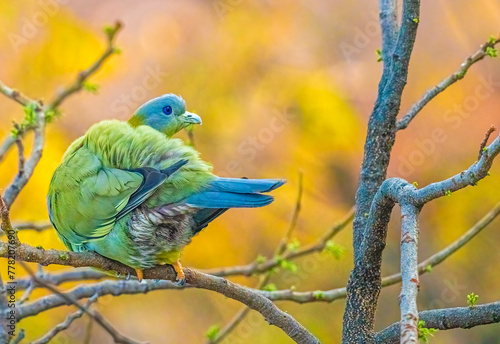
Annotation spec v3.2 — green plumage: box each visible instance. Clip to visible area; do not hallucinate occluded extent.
[48,120,213,268]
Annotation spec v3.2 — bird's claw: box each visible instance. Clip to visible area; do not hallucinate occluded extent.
[172,260,186,287]
[174,277,186,286]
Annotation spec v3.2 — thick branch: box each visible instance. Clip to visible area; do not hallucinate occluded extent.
[375,302,500,344]
[399,203,420,343]
[345,126,498,343]
[0,243,319,344]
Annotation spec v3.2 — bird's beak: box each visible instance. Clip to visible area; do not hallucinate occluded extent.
[182,111,202,125]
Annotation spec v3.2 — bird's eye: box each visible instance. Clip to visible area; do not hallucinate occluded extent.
[162,106,173,115]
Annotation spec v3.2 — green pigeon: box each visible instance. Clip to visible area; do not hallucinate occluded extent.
[47,94,285,284]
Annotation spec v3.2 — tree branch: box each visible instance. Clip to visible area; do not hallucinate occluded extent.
[0,196,20,245]
[47,22,122,110]
[204,207,354,278]
[0,243,319,343]
[31,295,98,344]
[345,125,498,343]
[399,203,420,343]
[397,37,500,130]
[21,262,144,344]
[0,81,33,107]
[375,301,500,344]
[3,106,45,209]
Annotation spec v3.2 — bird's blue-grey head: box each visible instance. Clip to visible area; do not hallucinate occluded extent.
[128,94,202,137]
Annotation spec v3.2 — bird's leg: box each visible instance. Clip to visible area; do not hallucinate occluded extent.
[135,268,144,282]
[172,260,186,286]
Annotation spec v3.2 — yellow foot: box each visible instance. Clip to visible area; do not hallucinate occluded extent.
[135,269,144,282]
[172,260,186,286]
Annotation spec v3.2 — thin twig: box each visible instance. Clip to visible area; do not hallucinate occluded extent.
[11,329,25,344]
[478,125,496,161]
[397,37,500,130]
[203,207,354,278]
[20,261,145,344]
[14,125,25,177]
[6,220,52,233]
[0,81,33,106]
[276,171,303,255]
[0,195,20,245]
[15,269,107,291]
[47,22,122,110]
[31,295,98,344]
[3,105,45,208]
[0,22,122,165]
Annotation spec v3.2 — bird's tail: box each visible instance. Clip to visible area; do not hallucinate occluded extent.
[185,177,285,209]
[187,177,285,234]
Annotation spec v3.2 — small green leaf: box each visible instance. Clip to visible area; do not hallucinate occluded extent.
[375,49,383,62]
[103,25,114,35]
[489,35,497,44]
[312,290,324,300]
[36,245,44,250]
[424,265,432,273]
[444,190,452,197]
[263,283,277,292]
[467,292,479,308]
[287,238,300,252]
[58,252,69,261]
[255,254,267,264]
[412,181,419,187]
[113,47,123,54]
[486,46,497,57]
[417,320,438,343]
[323,240,346,260]
[82,82,99,93]
[413,17,419,23]
[280,259,298,273]
[205,325,220,341]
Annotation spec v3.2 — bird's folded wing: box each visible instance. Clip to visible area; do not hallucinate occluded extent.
[49,159,187,245]
[49,168,144,243]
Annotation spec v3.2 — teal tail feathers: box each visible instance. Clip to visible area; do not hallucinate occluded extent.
[185,178,285,208]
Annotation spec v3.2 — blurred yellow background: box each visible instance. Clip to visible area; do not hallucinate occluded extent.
[1,0,500,343]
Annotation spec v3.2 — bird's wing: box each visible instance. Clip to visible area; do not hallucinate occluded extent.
[48,151,187,247]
